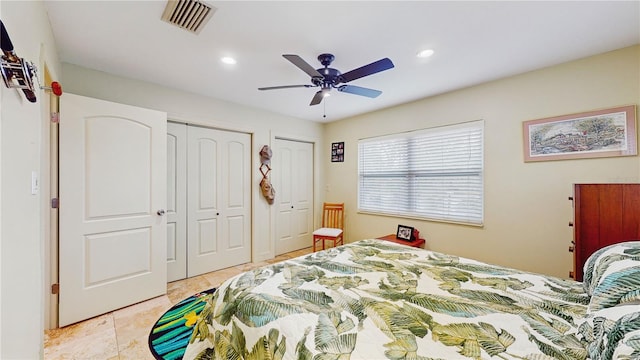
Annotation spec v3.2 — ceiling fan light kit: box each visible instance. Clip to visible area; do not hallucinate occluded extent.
[416,49,435,58]
[258,53,394,106]
[220,56,236,64]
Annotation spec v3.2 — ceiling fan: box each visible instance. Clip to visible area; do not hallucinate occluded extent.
[258,53,394,106]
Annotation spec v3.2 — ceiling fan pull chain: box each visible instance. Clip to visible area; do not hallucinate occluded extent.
[323,99,327,118]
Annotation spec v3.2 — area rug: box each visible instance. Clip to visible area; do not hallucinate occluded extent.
[148,288,216,360]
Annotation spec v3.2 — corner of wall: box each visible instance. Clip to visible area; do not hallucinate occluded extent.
[1,0,62,358]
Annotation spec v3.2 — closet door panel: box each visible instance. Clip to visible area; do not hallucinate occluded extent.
[274,139,314,255]
[188,127,221,276]
[218,131,251,263]
[226,140,246,208]
[227,216,246,248]
[187,126,251,276]
[166,122,187,282]
[197,219,218,253]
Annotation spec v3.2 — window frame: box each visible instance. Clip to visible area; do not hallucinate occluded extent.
[357,120,484,226]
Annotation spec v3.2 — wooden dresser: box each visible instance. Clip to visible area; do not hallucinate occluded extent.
[571,183,640,281]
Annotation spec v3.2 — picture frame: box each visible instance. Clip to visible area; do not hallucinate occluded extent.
[331,142,344,162]
[396,224,414,241]
[522,105,637,162]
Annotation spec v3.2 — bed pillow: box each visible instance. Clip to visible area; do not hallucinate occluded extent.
[588,265,640,311]
[577,304,640,360]
[582,241,640,296]
[611,330,640,360]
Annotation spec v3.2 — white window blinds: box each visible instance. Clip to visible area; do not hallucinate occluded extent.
[358,120,484,225]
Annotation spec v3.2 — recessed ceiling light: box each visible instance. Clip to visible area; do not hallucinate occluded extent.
[416,49,434,58]
[221,56,237,65]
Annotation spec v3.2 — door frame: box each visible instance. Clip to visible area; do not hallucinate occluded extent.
[269,132,318,258]
[43,64,59,330]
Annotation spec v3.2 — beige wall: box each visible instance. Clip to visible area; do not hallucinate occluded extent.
[0,1,62,358]
[323,45,640,278]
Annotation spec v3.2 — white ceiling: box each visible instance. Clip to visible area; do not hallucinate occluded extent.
[43,1,640,123]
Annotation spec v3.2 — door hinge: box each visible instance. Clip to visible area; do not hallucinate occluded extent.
[51,197,59,208]
[51,283,59,294]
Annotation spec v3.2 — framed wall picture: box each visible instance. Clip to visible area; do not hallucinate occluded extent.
[331,142,344,162]
[523,105,637,162]
[396,224,414,241]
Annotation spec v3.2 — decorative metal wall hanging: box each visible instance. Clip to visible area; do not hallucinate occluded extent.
[259,145,275,204]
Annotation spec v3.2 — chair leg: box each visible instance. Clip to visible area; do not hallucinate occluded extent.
[314,236,345,251]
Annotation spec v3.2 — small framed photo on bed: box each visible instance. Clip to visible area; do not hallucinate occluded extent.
[396,225,414,241]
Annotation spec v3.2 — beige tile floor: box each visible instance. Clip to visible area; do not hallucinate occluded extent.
[44,247,313,359]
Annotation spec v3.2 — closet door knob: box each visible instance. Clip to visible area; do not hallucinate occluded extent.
[157,209,165,216]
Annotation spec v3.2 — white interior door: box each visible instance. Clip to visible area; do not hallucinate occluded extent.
[274,139,313,255]
[167,122,187,282]
[187,126,251,276]
[59,93,167,327]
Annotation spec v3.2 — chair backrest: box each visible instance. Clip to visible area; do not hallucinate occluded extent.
[322,202,344,230]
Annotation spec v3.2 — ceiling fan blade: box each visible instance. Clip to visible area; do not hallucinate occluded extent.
[258,84,314,91]
[339,58,394,83]
[309,90,324,106]
[283,54,324,78]
[337,85,382,98]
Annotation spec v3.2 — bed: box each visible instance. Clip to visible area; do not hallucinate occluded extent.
[183,239,640,359]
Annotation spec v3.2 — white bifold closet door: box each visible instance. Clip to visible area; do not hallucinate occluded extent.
[273,138,314,255]
[167,123,251,280]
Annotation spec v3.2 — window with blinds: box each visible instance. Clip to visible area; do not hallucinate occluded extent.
[358,120,484,225]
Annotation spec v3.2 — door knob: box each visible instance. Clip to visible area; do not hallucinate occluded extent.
[157,209,165,216]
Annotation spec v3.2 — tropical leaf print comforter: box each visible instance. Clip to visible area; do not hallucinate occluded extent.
[184,240,590,359]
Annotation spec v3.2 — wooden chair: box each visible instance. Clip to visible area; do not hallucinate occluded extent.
[313,202,344,251]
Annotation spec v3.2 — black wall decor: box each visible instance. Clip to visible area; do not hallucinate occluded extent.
[331,142,344,162]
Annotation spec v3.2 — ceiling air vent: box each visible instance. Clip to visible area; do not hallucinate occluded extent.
[161,0,216,34]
